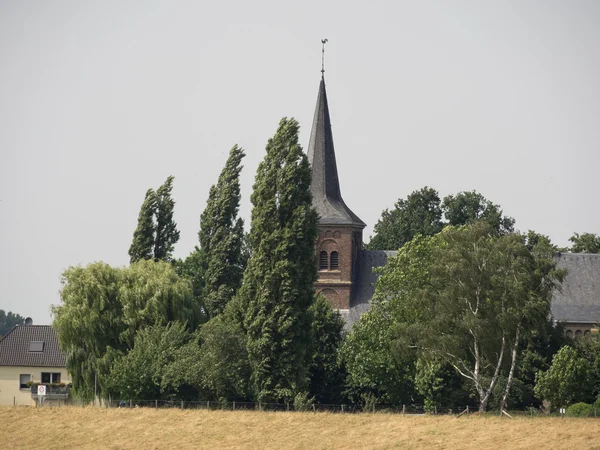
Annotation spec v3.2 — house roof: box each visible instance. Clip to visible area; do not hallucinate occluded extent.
[0,325,66,367]
[306,77,365,228]
[551,253,600,323]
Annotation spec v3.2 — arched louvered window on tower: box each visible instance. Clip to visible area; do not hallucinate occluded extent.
[330,251,339,270]
[319,251,329,270]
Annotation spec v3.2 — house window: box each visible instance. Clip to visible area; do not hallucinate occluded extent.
[319,251,328,270]
[41,372,61,384]
[575,330,583,339]
[19,374,31,390]
[330,251,339,270]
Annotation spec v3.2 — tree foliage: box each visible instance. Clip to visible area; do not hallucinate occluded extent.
[373,223,563,411]
[569,232,600,254]
[129,176,180,264]
[105,322,192,400]
[308,295,346,404]
[442,190,514,235]
[368,187,514,250]
[340,299,417,405]
[52,260,198,401]
[368,187,442,250]
[239,118,318,402]
[534,345,594,408]
[129,189,157,264]
[154,176,180,261]
[200,146,246,318]
[0,310,26,338]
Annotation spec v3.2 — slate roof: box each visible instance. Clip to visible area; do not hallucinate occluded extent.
[0,325,66,367]
[342,250,397,328]
[307,77,365,228]
[551,253,600,323]
[343,251,600,329]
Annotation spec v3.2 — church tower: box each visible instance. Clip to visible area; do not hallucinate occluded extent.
[307,75,366,311]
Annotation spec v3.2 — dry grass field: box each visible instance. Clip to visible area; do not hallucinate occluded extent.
[2,406,600,449]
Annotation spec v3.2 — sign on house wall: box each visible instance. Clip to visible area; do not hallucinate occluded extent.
[37,385,46,396]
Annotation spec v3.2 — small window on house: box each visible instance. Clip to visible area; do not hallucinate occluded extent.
[29,341,44,352]
[41,373,61,384]
[566,329,573,338]
[19,374,31,390]
[330,251,339,270]
[319,251,328,270]
[585,330,591,337]
[575,330,583,339]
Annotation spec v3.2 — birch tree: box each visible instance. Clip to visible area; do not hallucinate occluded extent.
[375,223,563,412]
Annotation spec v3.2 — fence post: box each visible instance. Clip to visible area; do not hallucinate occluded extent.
[341,404,344,413]
[466,405,469,416]
[402,405,405,415]
[207,400,210,410]
[155,400,158,408]
[434,406,437,415]
[129,399,132,408]
[233,401,235,411]
[312,404,316,413]
[181,401,184,410]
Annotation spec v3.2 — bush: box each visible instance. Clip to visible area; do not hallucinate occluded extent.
[566,402,593,417]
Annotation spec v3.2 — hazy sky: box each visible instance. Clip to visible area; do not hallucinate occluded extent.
[1,1,599,324]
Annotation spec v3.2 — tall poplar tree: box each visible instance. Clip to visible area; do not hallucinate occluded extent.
[154,175,180,261]
[240,118,318,402]
[200,145,246,317]
[129,189,157,263]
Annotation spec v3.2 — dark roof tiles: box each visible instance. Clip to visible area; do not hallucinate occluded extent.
[0,325,66,367]
[551,253,600,323]
[307,77,365,228]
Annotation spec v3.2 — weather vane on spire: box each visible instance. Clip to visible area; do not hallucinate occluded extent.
[321,38,328,76]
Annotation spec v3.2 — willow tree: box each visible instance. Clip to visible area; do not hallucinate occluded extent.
[239,118,318,403]
[53,260,197,401]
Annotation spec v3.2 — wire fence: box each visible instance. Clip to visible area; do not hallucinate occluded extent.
[57,399,600,417]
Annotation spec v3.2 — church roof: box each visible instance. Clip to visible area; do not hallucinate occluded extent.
[551,253,600,323]
[343,250,600,329]
[307,77,365,228]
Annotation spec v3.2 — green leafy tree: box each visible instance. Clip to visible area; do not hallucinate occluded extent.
[128,189,157,263]
[105,322,192,400]
[118,259,198,347]
[162,318,251,401]
[200,145,246,318]
[340,299,417,405]
[53,262,125,401]
[534,345,594,408]
[375,223,563,412]
[569,232,600,253]
[53,260,197,401]
[239,117,318,403]
[172,247,207,318]
[154,176,180,261]
[0,310,26,337]
[442,190,515,235]
[367,187,443,250]
[308,295,346,404]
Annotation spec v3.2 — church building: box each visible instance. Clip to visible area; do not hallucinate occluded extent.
[305,74,600,333]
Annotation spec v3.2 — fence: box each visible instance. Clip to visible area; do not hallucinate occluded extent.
[61,399,599,417]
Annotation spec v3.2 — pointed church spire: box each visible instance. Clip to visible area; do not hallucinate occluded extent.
[307,76,365,228]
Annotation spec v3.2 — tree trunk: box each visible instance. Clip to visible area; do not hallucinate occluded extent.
[478,334,506,412]
[500,325,520,412]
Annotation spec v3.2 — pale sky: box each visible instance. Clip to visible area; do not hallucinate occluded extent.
[1,1,599,324]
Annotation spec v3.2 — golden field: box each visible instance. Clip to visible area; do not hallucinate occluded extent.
[2,406,600,449]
